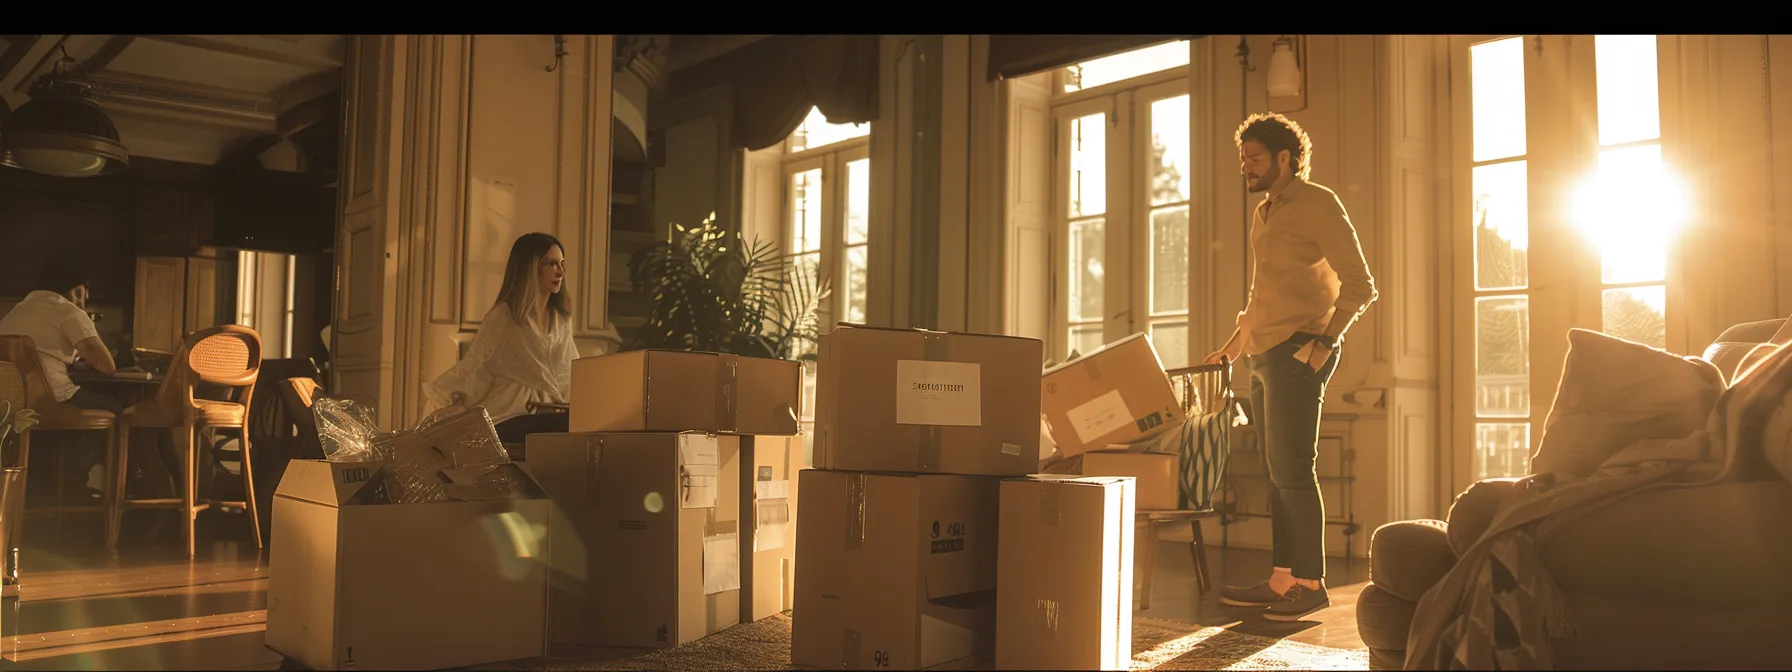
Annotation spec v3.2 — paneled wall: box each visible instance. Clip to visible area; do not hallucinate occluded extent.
[332,35,616,430]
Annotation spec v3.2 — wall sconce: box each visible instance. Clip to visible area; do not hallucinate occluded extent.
[1266,35,1307,113]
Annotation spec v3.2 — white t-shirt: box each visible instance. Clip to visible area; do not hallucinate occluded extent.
[0,290,100,402]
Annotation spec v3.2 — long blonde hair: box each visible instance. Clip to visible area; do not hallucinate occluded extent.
[495,232,571,330]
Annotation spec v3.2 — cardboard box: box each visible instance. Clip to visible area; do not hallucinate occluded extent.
[996,475,1136,671]
[1055,451,1180,511]
[523,431,742,649]
[571,349,803,435]
[815,325,1043,476]
[266,460,551,671]
[792,470,1000,670]
[741,434,802,623]
[1042,333,1185,459]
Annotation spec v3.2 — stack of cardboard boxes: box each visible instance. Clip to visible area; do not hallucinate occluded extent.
[790,325,1142,670]
[523,349,804,650]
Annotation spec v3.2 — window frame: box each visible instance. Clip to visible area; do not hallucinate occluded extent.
[1047,62,1192,366]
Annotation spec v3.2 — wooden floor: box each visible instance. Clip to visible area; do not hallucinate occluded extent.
[0,510,1370,671]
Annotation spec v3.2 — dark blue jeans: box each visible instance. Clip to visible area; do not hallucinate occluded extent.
[1246,332,1340,581]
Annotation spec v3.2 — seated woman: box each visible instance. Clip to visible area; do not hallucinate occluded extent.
[424,232,578,444]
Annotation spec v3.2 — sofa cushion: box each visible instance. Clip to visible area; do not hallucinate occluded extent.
[1443,477,1520,556]
[1367,519,1455,603]
[1735,343,1792,484]
[1354,583,1418,656]
[1531,328,1724,479]
[1552,591,1792,670]
[1542,480,1792,611]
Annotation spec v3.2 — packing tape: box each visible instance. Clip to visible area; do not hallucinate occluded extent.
[1112,477,1131,665]
[918,331,948,470]
[845,473,867,550]
[715,353,740,433]
[584,433,607,628]
[842,629,862,668]
[1039,479,1062,526]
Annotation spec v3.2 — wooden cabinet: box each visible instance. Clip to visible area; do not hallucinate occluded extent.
[132,251,220,353]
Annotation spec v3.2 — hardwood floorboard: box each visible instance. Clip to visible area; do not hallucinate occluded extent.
[0,511,1371,670]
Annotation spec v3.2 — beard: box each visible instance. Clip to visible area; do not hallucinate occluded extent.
[1245,162,1280,193]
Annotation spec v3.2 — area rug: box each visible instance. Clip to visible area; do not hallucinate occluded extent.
[534,613,1369,671]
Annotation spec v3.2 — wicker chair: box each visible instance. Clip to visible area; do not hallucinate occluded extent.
[109,325,263,556]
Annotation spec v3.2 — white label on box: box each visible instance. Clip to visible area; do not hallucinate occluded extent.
[1066,389,1134,445]
[702,532,741,595]
[895,360,983,427]
[679,439,719,509]
[754,479,789,501]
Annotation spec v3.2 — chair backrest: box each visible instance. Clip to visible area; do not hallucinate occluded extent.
[280,377,324,459]
[148,325,264,415]
[0,335,61,412]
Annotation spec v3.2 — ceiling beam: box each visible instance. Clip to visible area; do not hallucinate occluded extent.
[71,35,134,75]
[136,35,343,71]
[276,90,338,137]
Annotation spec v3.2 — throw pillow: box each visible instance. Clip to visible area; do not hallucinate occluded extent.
[1530,328,1725,479]
[1728,343,1792,483]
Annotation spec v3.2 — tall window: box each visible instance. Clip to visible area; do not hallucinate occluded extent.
[235,250,297,359]
[1455,35,1684,485]
[1466,36,1533,484]
[782,107,870,451]
[1052,40,1193,368]
[1576,35,1682,349]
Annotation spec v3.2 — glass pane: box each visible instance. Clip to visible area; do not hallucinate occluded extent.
[1150,206,1188,314]
[844,244,868,324]
[1070,324,1104,358]
[1061,40,1190,94]
[789,169,823,254]
[1069,112,1107,218]
[1150,321,1188,371]
[845,158,870,245]
[1577,144,1684,285]
[1603,285,1667,350]
[789,106,869,153]
[1149,95,1190,205]
[1595,35,1662,146]
[1069,217,1106,322]
[1475,295,1530,418]
[1470,37,1527,163]
[1472,161,1529,290]
[1475,422,1531,481]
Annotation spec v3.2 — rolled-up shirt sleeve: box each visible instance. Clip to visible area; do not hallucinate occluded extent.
[1312,194,1378,334]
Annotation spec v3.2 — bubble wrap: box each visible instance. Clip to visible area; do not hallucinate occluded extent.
[313,397,394,463]
[380,405,520,505]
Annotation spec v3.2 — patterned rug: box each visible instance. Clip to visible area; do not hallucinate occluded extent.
[532,613,1369,671]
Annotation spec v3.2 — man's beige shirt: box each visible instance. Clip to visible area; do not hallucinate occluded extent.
[1238,177,1379,356]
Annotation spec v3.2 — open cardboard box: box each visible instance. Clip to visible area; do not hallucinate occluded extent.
[265,459,552,671]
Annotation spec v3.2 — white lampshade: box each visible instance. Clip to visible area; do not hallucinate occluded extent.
[1267,38,1302,98]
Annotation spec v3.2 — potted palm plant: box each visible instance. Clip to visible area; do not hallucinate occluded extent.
[624,213,831,361]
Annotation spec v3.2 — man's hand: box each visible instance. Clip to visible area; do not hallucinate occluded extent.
[1202,348,1237,365]
[1295,341,1334,371]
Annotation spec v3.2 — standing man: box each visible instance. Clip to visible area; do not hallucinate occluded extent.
[0,264,125,501]
[1205,112,1378,622]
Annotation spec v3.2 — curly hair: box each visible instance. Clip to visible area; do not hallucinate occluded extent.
[1234,112,1313,181]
